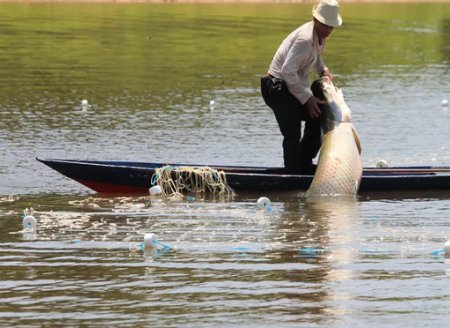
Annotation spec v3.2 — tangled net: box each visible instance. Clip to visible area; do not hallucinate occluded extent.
[151,166,235,198]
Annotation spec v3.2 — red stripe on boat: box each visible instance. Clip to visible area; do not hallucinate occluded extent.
[78,180,148,194]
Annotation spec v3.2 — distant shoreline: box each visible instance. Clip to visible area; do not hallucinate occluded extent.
[1,0,449,3]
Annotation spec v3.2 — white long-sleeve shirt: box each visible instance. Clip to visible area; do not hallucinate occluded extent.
[268,21,327,105]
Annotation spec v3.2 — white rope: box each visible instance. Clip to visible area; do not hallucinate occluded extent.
[151,166,235,198]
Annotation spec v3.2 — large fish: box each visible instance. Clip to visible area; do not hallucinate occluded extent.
[305,77,362,197]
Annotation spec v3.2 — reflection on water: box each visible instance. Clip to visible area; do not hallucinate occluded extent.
[0,2,450,327]
[1,193,449,326]
[1,191,450,326]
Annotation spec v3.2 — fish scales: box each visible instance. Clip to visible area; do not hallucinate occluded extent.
[306,77,363,197]
[306,123,362,196]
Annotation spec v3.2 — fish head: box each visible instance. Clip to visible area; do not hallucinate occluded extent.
[311,77,352,133]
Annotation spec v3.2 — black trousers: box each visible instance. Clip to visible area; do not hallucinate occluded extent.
[261,76,322,173]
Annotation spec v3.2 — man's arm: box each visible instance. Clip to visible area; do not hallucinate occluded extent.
[279,37,314,105]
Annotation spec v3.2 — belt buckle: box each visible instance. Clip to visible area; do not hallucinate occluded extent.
[271,77,282,91]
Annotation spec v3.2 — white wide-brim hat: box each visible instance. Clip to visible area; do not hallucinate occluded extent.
[312,0,343,28]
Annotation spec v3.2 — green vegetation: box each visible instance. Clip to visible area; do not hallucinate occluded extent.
[0,3,448,103]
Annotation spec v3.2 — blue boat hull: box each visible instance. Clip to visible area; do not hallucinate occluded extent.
[36,158,450,195]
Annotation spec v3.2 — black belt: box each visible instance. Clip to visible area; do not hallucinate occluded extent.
[264,73,284,91]
[266,73,283,82]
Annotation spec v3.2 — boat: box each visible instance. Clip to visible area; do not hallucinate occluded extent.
[36,157,450,195]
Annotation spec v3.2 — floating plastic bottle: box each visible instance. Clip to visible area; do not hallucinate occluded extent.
[149,185,162,196]
[22,215,37,232]
[376,159,389,168]
[80,99,91,111]
[431,241,450,257]
[143,233,157,250]
[141,233,171,253]
[445,241,450,256]
[257,196,272,212]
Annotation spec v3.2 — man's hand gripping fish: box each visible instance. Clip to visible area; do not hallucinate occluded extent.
[306,77,362,197]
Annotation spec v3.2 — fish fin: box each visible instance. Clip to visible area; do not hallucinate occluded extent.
[352,126,362,154]
[337,88,344,101]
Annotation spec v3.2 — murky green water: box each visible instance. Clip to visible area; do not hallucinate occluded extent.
[0,3,449,327]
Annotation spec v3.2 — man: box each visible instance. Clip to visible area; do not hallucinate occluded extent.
[261,0,343,174]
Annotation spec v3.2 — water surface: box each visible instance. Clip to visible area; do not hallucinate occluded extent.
[0,3,449,327]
